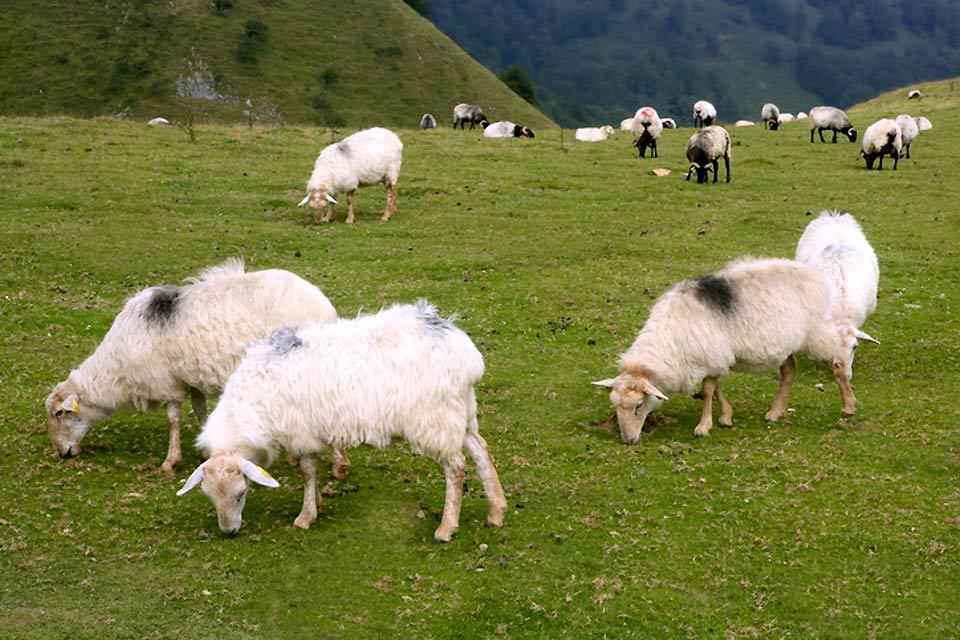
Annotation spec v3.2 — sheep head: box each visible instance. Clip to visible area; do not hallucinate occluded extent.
[839,326,880,381]
[45,384,93,458]
[176,454,279,536]
[298,189,337,211]
[845,127,858,142]
[593,374,668,445]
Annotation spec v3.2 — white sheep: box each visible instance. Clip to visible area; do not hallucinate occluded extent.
[685,126,730,184]
[453,103,487,129]
[734,120,756,127]
[297,127,402,224]
[176,301,507,543]
[809,106,857,143]
[660,118,677,129]
[631,106,662,158]
[796,111,808,120]
[761,103,780,130]
[692,100,717,128]
[419,113,437,129]
[795,211,880,382]
[482,121,535,138]
[593,258,855,441]
[778,113,795,124]
[861,118,902,170]
[45,259,347,478]
[620,118,634,131]
[148,117,171,126]
[894,114,933,159]
[907,89,923,99]
[575,125,615,142]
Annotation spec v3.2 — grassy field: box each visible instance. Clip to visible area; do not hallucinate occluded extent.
[1,79,958,638]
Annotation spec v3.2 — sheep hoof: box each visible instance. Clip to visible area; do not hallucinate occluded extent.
[485,516,504,528]
[764,409,785,422]
[293,513,316,529]
[718,418,733,428]
[433,527,456,543]
[330,465,349,480]
[693,424,711,437]
[160,460,178,476]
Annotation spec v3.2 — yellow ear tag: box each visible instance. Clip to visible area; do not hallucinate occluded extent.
[72,400,80,413]
[260,468,273,479]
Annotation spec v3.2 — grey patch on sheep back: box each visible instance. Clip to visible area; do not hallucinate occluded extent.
[416,299,456,334]
[267,326,303,356]
[336,141,351,156]
[694,275,737,316]
[144,286,182,326]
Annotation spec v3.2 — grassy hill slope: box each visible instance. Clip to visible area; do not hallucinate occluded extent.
[0,80,958,637]
[0,0,553,128]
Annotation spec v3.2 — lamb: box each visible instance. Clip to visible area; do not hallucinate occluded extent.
[620,118,634,131]
[176,301,507,543]
[761,103,780,130]
[685,126,731,184]
[894,114,933,159]
[809,106,857,143]
[692,100,717,128]
[631,106,662,158]
[908,89,923,99]
[796,111,808,120]
[860,118,902,170]
[297,127,402,224]
[778,113,795,124]
[575,125,615,142]
[660,118,677,129]
[593,258,855,442]
[482,121,535,138]
[419,113,437,129]
[45,259,349,479]
[453,103,487,129]
[795,211,880,383]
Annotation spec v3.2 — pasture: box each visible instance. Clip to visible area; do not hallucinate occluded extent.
[1,82,959,638]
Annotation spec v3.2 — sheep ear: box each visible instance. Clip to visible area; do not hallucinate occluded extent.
[241,460,280,488]
[642,381,668,401]
[324,193,337,205]
[592,378,617,388]
[855,329,880,345]
[176,462,207,496]
[59,394,80,415]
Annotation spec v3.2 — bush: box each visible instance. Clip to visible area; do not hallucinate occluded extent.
[237,20,269,64]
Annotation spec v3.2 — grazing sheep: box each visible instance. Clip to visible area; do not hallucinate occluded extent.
[575,125,615,142]
[631,106,662,158]
[482,121,535,138]
[734,120,756,127]
[795,211,880,383]
[779,113,795,124]
[593,258,855,441]
[908,89,923,99]
[298,127,402,224]
[761,103,780,130]
[620,118,634,131]
[45,259,348,478]
[894,114,933,159]
[692,100,717,128]
[809,106,857,143]
[860,118,902,170]
[148,117,171,126]
[453,103,487,129]
[796,111,808,120]
[685,126,731,184]
[419,114,437,129]
[176,301,507,543]
[660,118,677,129]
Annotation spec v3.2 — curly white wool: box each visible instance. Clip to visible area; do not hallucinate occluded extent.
[861,118,902,170]
[575,125,615,141]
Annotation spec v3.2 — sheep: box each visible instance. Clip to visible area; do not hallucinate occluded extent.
[482,120,535,138]
[778,113,795,124]
[297,127,402,224]
[908,89,923,99]
[148,117,171,126]
[631,106,662,158]
[894,114,933,159]
[45,259,349,479]
[685,126,731,184]
[453,103,487,129]
[860,118,902,170]
[419,113,437,130]
[796,111,808,120]
[593,258,856,442]
[176,300,507,543]
[660,118,677,129]
[761,103,780,130]
[692,100,717,128]
[575,125,615,142]
[809,106,857,143]
[795,211,880,383]
[734,120,755,127]
[620,118,634,131]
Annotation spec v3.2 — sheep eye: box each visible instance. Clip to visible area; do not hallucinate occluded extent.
[236,490,246,503]
[634,403,644,416]
[54,409,64,417]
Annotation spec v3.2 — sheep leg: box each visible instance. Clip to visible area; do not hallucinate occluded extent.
[818,128,826,143]
[724,154,730,183]
[330,447,350,480]
[434,455,465,543]
[892,151,899,171]
[694,377,717,437]
[652,139,658,158]
[905,144,911,159]
[464,429,506,527]
[345,190,356,224]
[765,355,797,422]
[810,128,815,143]
[712,159,719,183]
[189,388,207,424]
[293,454,318,529]
[382,183,396,222]
[831,130,839,143]
[715,385,733,427]
[832,361,856,415]
[161,401,182,475]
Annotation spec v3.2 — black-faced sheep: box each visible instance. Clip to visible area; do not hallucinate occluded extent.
[631,106,662,158]
[685,126,731,184]
[860,119,902,170]
[693,100,717,128]
[420,114,437,129]
[453,103,487,130]
[809,106,857,143]
[761,103,780,130]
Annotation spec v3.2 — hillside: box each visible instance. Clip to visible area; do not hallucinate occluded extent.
[0,0,554,128]
[429,0,960,126]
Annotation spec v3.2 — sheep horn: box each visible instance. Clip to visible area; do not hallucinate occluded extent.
[855,329,880,345]
[297,194,310,207]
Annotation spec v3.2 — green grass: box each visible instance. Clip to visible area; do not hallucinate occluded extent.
[0,0,553,129]
[1,79,959,638]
